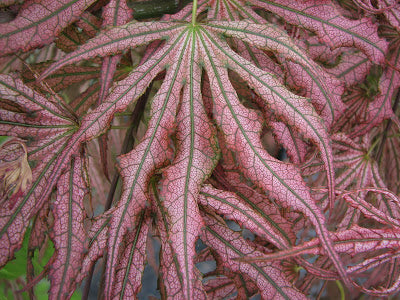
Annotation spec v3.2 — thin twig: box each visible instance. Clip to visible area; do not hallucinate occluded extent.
[316,280,328,300]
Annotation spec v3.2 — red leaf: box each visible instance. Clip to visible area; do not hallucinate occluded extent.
[206,22,337,209]
[249,0,389,63]
[326,51,373,86]
[112,211,150,299]
[198,32,350,286]
[241,225,400,262]
[350,46,399,136]
[100,44,186,297]
[48,155,88,299]
[1,2,398,297]
[199,184,293,250]
[158,35,219,298]
[201,211,306,299]
[0,0,97,55]
[0,75,76,267]
[153,189,207,299]
[96,0,133,178]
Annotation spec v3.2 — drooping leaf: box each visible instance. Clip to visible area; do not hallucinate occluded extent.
[21,62,100,93]
[204,22,337,208]
[111,211,151,299]
[48,155,88,299]
[37,14,353,286]
[240,224,400,262]
[0,75,77,267]
[153,185,207,299]
[1,0,400,298]
[198,26,349,285]
[0,137,32,203]
[0,0,97,55]
[201,211,306,299]
[199,184,292,250]
[158,34,219,298]
[96,0,133,179]
[248,0,389,63]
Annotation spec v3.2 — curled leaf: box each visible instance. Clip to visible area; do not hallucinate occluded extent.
[0,137,32,203]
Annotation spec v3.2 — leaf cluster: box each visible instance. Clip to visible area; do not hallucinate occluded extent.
[0,0,400,299]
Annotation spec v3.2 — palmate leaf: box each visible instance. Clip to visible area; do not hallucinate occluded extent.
[190,0,350,212]
[350,46,399,137]
[0,75,77,267]
[332,134,400,219]
[35,14,350,295]
[307,132,400,222]
[22,13,345,295]
[1,0,400,298]
[240,222,400,296]
[0,24,186,272]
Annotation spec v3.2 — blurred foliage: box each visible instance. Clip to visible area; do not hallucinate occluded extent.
[0,228,81,299]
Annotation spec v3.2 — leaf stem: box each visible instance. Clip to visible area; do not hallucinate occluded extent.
[192,0,198,25]
[336,280,346,300]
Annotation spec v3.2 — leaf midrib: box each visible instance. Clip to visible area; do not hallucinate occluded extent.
[105,27,191,297]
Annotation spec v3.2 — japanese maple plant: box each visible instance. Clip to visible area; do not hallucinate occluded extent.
[0,0,400,298]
